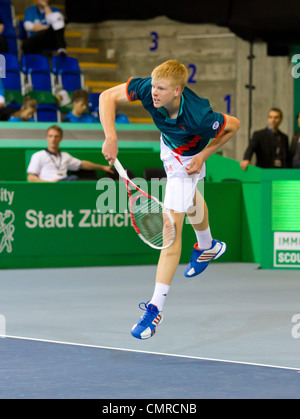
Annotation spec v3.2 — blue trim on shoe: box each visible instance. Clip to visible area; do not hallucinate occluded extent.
[131,302,163,339]
[184,239,226,278]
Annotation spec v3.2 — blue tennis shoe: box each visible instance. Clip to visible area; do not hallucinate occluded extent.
[184,239,226,278]
[131,302,163,339]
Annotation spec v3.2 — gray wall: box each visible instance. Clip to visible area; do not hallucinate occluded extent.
[63,16,295,161]
[11,2,295,161]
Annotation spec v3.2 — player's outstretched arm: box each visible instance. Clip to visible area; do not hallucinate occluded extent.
[99,83,130,164]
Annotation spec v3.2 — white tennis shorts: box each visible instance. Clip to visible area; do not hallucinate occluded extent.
[160,137,206,213]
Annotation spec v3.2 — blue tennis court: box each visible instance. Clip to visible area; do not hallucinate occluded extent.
[0,263,299,399]
[0,336,300,399]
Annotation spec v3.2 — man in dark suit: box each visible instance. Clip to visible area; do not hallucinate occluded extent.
[240,108,290,170]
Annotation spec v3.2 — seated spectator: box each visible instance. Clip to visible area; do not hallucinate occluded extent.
[8,97,37,122]
[0,15,8,53]
[63,89,98,123]
[22,0,67,56]
[27,125,114,182]
[291,112,300,168]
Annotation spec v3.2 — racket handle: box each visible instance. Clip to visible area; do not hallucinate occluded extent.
[114,158,129,180]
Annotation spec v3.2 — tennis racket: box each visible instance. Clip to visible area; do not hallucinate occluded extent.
[113,158,176,250]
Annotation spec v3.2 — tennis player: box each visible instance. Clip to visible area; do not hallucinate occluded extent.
[99,60,240,340]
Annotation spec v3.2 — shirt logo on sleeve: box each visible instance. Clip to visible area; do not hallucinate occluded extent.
[212,121,220,130]
[129,91,137,101]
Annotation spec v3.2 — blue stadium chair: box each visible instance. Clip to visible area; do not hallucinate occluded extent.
[17,19,27,40]
[4,33,18,55]
[2,21,15,37]
[21,54,51,74]
[59,73,83,91]
[1,53,25,93]
[1,52,20,72]
[89,92,100,118]
[52,55,84,91]
[89,92,100,112]
[1,70,24,91]
[35,104,61,122]
[52,55,81,74]
[21,54,55,92]
[0,4,14,26]
[29,72,54,92]
[0,2,18,55]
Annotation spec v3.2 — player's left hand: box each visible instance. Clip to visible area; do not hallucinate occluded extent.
[185,155,204,175]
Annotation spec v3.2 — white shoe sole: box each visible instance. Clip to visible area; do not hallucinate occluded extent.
[131,314,163,339]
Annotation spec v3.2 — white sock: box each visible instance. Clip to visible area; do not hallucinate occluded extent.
[195,227,212,250]
[149,283,170,312]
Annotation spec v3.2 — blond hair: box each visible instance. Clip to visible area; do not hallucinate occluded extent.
[151,60,188,90]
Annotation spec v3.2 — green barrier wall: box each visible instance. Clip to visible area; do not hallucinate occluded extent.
[0,181,242,269]
[260,170,300,269]
[0,140,162,181]
[1,138,299,269]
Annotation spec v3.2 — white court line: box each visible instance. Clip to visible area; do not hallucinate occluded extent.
[1,334,300,373]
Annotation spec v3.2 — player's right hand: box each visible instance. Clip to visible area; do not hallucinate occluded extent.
[102,138,118,165]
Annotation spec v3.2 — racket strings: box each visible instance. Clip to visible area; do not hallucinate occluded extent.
[132,196,174,248]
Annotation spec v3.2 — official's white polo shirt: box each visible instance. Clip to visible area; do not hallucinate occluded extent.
[27,149,82,181]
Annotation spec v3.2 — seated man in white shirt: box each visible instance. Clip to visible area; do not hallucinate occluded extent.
[27,125,114,182]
